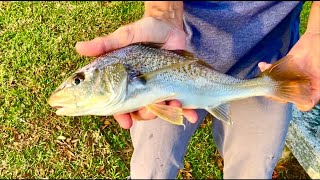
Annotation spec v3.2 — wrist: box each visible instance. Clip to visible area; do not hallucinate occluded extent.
[305,2,320,34]
[144,1,184,30]
[305,31,320,35]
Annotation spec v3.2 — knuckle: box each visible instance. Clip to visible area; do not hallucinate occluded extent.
[93,36,105,43]
[117,25,134,41]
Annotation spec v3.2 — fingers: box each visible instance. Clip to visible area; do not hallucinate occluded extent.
[130,108,158,121]
[75,37,110,57]
[75,25,135,56]
[297,104,313,111]
[75,17,186,57]
[75,17,167,57]
[296,98,317,112]
[127,99,198,124]
[183,109,198,123]
[113,113,133,129]
[266,95,316,112]
[130,101,166,121]
[167,100,198,123]
[258,62,272,72]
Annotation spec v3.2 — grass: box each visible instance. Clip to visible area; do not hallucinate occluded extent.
[0,1,313,179]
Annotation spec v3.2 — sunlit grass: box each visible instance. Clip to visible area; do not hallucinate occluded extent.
[0,1,313,179]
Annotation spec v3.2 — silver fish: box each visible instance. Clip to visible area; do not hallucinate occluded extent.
[48,44,312,126]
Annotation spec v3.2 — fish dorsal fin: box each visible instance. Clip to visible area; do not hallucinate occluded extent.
[206,104,232,125]
[145,103,184,126]
[138,60,198,81]
[196,59,216,70]
[170,49,195,58]
[131,44,216,70]
[170,49,216,70]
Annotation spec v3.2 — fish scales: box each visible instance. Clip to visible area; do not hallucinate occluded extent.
[92,45,243,86]
[48,44,313,126]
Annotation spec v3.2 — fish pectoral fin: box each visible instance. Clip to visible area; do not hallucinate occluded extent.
[139,60,198,81]
[146,103,184,126]
[206,104,232,125]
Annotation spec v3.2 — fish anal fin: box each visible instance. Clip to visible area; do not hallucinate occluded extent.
[206,104,232,125]
[146,103,184,126]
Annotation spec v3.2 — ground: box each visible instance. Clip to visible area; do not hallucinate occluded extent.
[0,1,313,179]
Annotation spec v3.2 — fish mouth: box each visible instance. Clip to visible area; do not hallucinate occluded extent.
[48,94,75,109]
[52,106,64,109]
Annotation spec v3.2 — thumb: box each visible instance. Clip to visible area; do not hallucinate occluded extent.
[258,62,272,72]
[75,24,136,57]
[259,62,288,104]
[75,17,174,57]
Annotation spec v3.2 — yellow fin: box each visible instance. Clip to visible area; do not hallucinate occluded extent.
[259,55,313,107]
[206,104,232,125]
[139,60,198,81]
[146,103,184,126]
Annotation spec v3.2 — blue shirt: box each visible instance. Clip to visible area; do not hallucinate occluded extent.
[183,1,303,79]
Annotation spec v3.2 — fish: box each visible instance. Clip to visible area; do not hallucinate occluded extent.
[48,43,313,126]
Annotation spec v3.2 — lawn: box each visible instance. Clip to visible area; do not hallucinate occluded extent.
[0,1,313,179]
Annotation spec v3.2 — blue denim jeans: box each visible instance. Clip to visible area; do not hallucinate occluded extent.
[128,3,300,177]
[129,96,292,179]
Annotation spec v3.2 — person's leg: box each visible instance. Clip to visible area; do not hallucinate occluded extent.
[129,109,208,179]
[212,96,292,179]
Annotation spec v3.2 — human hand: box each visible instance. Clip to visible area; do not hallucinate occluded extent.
[75,16,198,129]
[258,32,320,111]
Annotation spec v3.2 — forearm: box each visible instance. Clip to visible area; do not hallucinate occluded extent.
[306,1,320,33]
[144,1,184,29]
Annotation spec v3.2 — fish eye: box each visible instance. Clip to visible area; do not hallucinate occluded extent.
[73,72,85,85]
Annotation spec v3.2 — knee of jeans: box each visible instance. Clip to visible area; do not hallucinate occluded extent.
[130,148,184,178]
[130,155,183,178]
[223,152,282,179]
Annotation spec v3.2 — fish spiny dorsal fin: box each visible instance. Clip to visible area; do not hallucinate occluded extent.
[130,43,216,71]
[138,60,198,81]
[170,49,217,70]
[169,49,195,58]
[196,59,217,70]
[130,42,165,49]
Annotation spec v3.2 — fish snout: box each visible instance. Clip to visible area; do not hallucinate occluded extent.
[48,94,62,108]
[47,93,75,109]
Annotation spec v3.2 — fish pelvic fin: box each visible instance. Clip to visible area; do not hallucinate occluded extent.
[146,103,184,126]
[206,104,232,125]
[259,55,313,107]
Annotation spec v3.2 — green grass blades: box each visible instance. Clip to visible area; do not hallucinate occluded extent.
[0,1,313,179]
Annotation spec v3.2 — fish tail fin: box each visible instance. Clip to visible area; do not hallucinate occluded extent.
[259,55,313,106]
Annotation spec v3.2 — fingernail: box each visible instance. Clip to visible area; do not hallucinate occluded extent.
[75,41,83,48]
[189,116,197,123]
